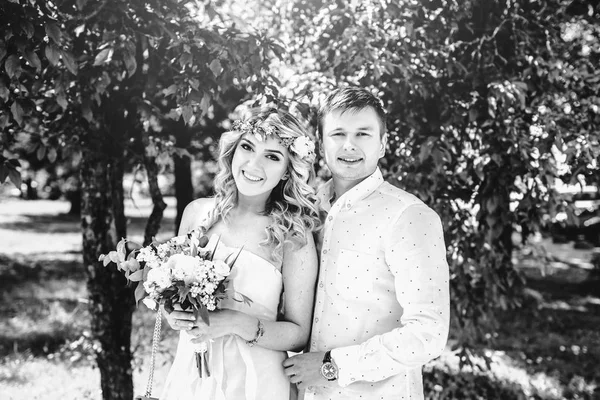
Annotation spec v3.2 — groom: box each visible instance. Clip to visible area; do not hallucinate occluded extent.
[283,87,450,399]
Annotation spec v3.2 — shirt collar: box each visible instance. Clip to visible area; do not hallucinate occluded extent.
[317,168,384,213]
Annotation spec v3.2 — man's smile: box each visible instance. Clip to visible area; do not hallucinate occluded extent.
[338,156,363,164]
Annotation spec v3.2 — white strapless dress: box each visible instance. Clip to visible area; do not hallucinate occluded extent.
[160,235,294,400]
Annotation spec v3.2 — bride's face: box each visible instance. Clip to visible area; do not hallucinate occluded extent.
[231,133,290,199]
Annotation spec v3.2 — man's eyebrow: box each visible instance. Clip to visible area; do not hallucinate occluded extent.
[357,125,377,131]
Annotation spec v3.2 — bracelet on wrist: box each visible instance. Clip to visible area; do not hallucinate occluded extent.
[246,318,264,347]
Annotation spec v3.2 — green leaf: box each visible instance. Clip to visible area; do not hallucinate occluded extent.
[45,22,62,44]
[102,255,112,267]
[8,167,21,189]
[82,99,93,122]
[47,147,58,163]
[56,93,68,110]
[60,50,78,75]
[0,114,9,129]
[22,22,35,39]
[200,92,211,115]
[0,43,6,62]
[163,84,178,97]
[24,50,42,71]
[181,105,193,125]
[93,48,113,66]
[0,80,9,102]
[36,145,46,161]
[0,165,8,183]
[5,55,21,78]
[10,101,24,126]
[123,50,137,77]
[179,52,193,68]
[134,281,147,305]
[208,59,222,76]
[76,0,88,10]
[45,44,60,66]
[129,269,144,282]
[198,305,210,325]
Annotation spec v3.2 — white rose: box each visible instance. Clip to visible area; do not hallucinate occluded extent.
[146,267,172,291]
[166,254,201,285]
[213,260,231,280]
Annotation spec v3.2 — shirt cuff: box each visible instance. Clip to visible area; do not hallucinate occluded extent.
[331,346,361,387]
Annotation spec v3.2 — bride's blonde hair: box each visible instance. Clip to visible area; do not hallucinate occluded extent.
[204,107,321,263]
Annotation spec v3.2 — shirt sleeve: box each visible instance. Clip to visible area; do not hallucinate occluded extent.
[331,203,450,386]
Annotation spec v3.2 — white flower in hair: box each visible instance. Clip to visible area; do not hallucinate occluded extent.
[290,136,315,159]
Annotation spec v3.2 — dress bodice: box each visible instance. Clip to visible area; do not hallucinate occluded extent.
[208,234,283,321]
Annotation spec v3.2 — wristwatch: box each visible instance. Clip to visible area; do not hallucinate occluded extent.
[320,350,338,381]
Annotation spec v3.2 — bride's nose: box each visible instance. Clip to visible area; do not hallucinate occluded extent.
[245,153,263,169]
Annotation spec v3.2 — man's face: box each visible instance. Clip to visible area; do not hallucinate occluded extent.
[321,107,386,184]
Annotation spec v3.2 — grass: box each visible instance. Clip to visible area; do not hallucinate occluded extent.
[0,197,599,399]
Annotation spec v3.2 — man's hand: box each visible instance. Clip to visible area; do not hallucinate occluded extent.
[282,351,339,390]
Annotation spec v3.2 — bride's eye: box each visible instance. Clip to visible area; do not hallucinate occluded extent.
[240,143,253,151]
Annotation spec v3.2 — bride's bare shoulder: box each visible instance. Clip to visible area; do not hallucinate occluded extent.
[179,197,216,233]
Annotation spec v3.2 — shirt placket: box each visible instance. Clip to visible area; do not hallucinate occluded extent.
[311,196,344,351]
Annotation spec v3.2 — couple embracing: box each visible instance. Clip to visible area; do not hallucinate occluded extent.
[159,87,450,400]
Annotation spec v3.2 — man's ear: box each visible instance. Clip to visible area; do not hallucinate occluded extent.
[379,133,388,158]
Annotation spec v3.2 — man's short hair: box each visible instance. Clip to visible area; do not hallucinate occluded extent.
[317,87,387,139]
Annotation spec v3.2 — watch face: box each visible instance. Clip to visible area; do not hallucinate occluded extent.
[321,362,338,380]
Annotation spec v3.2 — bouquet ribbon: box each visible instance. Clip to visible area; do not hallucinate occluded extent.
[184,334,258,400]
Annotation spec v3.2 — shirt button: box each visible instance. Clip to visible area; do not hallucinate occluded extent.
[315,318,319,323]
[322,249,328,254]
[319,282,324,288]
[346,203,351,209]
[328,216,333,221]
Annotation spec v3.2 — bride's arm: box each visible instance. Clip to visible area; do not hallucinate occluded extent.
[188,235,318,352]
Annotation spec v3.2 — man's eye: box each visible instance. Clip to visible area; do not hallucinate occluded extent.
[358,132,371,136]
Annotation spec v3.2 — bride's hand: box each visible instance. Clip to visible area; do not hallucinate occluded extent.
[189,309,239,343]
[163,304,196,331]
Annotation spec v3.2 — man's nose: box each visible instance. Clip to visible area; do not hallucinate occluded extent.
[342,137,356,151]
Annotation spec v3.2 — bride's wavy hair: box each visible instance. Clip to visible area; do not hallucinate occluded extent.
[204,107,321,263]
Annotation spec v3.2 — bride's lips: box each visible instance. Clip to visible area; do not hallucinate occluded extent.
[241,170,264,182]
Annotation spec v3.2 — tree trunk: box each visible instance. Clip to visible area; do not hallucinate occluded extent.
[67,188,81,215]
[173,120,194,235]
[81,151,135,400]
[142,132,167,246]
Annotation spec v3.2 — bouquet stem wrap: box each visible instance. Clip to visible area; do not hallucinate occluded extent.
[184,331,210,378]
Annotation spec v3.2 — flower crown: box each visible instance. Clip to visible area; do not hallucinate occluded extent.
[232,119,316,160]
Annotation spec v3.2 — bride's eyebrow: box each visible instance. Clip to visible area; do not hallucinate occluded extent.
[240,137,255,146]
[265,149,285,157]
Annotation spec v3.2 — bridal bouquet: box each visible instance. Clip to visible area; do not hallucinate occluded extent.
[100,229,247,381]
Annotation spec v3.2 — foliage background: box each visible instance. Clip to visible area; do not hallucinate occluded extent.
[1,0,599,399]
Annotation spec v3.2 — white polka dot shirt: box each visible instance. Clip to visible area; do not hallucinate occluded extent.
[304,168,450,400]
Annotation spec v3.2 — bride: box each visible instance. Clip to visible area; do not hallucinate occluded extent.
[160,107,320,400]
